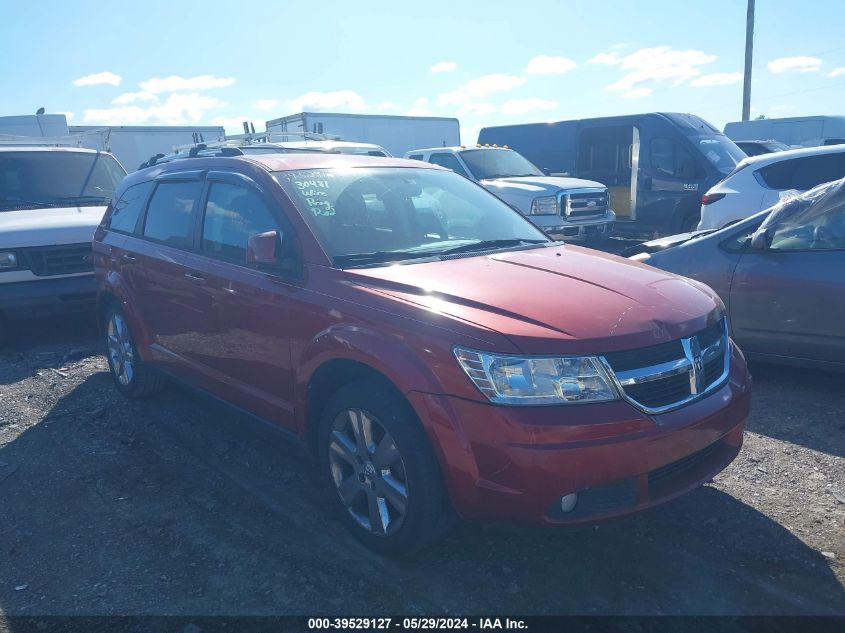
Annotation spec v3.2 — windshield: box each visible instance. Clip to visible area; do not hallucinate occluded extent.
[458,149,544,179]
[274,167,549,267]
[332,146,389,157]
[0,151,126,211]
[693,135,745,174]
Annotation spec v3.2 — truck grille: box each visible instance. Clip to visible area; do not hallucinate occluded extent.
[21,244,93,277]
[602,319,730,413]
[561,188,609,219]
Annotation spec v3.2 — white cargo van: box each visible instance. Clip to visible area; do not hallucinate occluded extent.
[0,146,126,340]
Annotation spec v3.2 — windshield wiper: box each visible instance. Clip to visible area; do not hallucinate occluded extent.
[334,250,441,268]
[438,239,548,256]
[51,195,111,205]
[0,200,56,210]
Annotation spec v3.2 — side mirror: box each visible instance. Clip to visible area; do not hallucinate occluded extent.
[247,230,280,266]
[750,227,770,251]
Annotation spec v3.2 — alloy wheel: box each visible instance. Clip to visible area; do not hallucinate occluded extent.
[328,408,409,536]
[106,312,135,387]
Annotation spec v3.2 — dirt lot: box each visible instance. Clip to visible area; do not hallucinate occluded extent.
[0,313,843,616]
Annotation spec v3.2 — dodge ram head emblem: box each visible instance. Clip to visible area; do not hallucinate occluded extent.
[685,336,705,394]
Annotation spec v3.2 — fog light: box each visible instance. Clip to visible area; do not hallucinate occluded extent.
[560,492,578,513]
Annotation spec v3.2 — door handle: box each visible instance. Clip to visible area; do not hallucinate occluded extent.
[184,272,206,284]
[121,254,137,262]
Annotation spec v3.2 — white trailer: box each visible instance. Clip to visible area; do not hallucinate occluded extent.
[724,116,845,148]
[265,112,460,157]
[0,114,70,138]
[69,125,226,171]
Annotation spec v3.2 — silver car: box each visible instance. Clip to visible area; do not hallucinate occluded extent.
[626,179,845,371]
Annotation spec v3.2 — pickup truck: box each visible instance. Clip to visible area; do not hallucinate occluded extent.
[0,146,126,342]
[404,146,615,241]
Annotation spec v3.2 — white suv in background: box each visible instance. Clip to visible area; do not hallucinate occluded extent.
[0,147,126,339]
[699,144,845,230]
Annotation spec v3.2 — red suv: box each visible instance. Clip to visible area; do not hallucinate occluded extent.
[93,154,751,555]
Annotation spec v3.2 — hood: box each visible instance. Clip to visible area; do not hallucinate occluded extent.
[0,205,106,247]
[480,176,605,196]
[345,245,723,356]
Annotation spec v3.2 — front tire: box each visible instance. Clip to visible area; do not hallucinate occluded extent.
[104,303,165,398]
[318,378,449,556]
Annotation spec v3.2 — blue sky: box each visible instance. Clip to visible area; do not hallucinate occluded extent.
[2,0,844,143]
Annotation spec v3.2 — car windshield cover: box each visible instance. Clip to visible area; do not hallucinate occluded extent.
[458,149,544,179]
[273,167,550,267]
[0,151,126,211]
[756,177,845,242]
[694,135,746,174]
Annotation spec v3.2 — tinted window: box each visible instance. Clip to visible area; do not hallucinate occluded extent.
[650,139,702,179]
[757,152,845,190]
[0,151,126,211]
[108,181,152,233]
[142,181,202,248]
[428,153,470,178]
[407,154,424,161]
[201,182,278,263]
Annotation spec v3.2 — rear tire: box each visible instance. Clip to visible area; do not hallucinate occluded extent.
[104,303,165,398]
[318,378,449,556]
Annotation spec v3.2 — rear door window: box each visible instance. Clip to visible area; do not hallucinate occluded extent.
[201,182,279,263]
[107,181,153,233]
[142,181,203,248]
[757,152,845,190]
[427,153,471,178]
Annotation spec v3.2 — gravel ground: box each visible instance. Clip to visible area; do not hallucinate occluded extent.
[0,313,843,617]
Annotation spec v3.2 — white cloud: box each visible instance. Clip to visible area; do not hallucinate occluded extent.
[621,87,653,99]
[767,56,822,74]
[500,98,559,115]
[286,90,366,113]
[601,46,717,94]
[689,72,743,87]
[429,61,457,73]
[829,67,845,77]
[376,101,396,111]
[405,107,434,116]
[111,91,158,105]
[139,75,236,94]
[73,71,122,87]
[588,51,622,65]
[437,74,525,116]
[60,112,74,121]
[253,99,279,111]
[525,55,577,75]
[83,93,223,125]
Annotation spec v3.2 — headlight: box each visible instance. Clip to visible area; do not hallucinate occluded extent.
[454,347,619,405]
[0,252,17,270]
[529,196,558,215]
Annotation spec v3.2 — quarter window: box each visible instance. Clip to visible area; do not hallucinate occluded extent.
[108,181,153,233]
[142,181,202,248]
[756,152,845,190]
[428,153,471,178]
[201,182,278,263]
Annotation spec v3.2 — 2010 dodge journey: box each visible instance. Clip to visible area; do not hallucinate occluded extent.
[93,153,751,555]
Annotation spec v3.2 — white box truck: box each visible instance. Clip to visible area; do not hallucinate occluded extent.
[69,125,226,171]
[265,112,460,157]
[724,116,845,148]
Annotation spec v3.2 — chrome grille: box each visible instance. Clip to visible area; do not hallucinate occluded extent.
[602,319,730,414]
[559,188,609,219]
[21,243,93,276]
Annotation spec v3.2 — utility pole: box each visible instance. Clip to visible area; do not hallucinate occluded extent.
[742,0,755,121]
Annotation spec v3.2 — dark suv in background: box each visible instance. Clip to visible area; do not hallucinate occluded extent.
[94,153,751,555]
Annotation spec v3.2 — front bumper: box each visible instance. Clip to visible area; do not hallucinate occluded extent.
[408,344,750,525]
[0,274,96,320]
[531,211,616,242]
